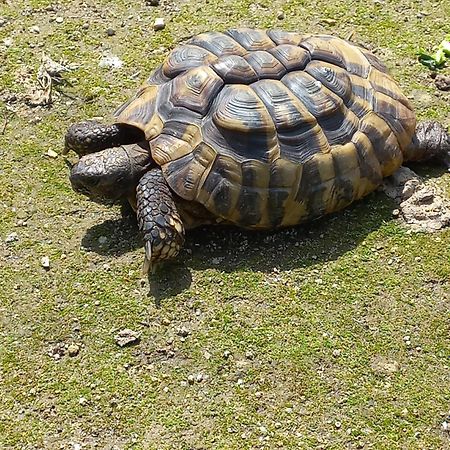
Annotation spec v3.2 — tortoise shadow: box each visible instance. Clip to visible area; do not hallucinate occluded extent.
[81,203,142,256]
[81,191,397,301]
[182,191,395,274]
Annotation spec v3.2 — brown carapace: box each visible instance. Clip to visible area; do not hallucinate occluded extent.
[114,28,416,229]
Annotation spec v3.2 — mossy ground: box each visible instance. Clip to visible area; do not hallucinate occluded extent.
[1,0,449,449]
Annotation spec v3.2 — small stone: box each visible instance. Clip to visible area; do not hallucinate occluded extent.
[153,17,165,31]
[223,350,231,358]
[98,55,123,69]
[94,300,100,306]
[55,17,64,24]
[335,421,342,429]
[442,421,449,432]
[177,326,189,337]
[46,149,58,159]
[196,373,204,382]
[332,349,341,357]
[114,329,140,347]
[321,18,337,25]
[435,74,450,91]
[5,232,18,243]
[392,209,400,217]
[82,23,90,30]
[79,397,88,406]
[236,378,244,386]
[277,11,285,20]
[67,344,80,357]
[41,256,50,269]
[106,28,116,36]
[204,350,212,360]
[245,350,254,360]
[163,386,169,393]
[29,25,40,34]
[3,38,13,47]
[187,375,195,385]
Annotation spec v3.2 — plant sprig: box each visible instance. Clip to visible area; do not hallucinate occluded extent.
[418,38,450,70]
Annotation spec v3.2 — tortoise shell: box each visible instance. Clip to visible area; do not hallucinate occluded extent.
[114,28,416,228]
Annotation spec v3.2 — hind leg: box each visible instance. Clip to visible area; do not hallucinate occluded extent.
[64,121,145,156]
[404,121,450,169]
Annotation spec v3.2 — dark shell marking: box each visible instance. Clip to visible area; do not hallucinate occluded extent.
[115,29,416,229]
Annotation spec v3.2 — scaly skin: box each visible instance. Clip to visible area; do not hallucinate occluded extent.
[405,121,450,168]
[70,143,153,201]
[64,121,144,156]
[136,168,185,273]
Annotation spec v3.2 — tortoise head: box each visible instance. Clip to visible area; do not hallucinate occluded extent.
[69,143,153,203]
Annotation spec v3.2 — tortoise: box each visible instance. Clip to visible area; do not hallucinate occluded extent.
[64,28,450,272]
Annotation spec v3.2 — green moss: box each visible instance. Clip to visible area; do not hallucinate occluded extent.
[1,0,450,448]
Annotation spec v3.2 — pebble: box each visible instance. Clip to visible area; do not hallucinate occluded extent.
[435,74,450,91]
[196,373,204,382]
[223,350,231,358]
[245,350,254,360]
[187,374,195,385]
[41,256,50,269]
[67,343,80,357]
[277,11,285,20]
[106,28,116,36]
[5,232,18,243]
[153,18,165,31]
[114,329,140,347]
[177,326,190,337]
[55,17,64,24]
[98,55,123,69]
[3,38,13,47]
[332,349,341,357]
[79,397,88,406]
[29,25,40,34]
[46,149,58,159]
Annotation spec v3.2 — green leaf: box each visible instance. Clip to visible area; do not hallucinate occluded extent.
[435,48,446,65]
[440,40,450,56]
[417,50,446,70]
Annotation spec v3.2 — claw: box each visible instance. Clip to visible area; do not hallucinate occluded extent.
[142,241,152,275]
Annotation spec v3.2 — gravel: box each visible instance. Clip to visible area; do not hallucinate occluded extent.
[114,329,141,347]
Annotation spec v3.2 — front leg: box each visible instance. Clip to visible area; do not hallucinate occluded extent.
[136,168,185,273]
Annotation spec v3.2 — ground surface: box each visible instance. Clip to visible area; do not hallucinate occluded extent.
[1,0,450,449]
